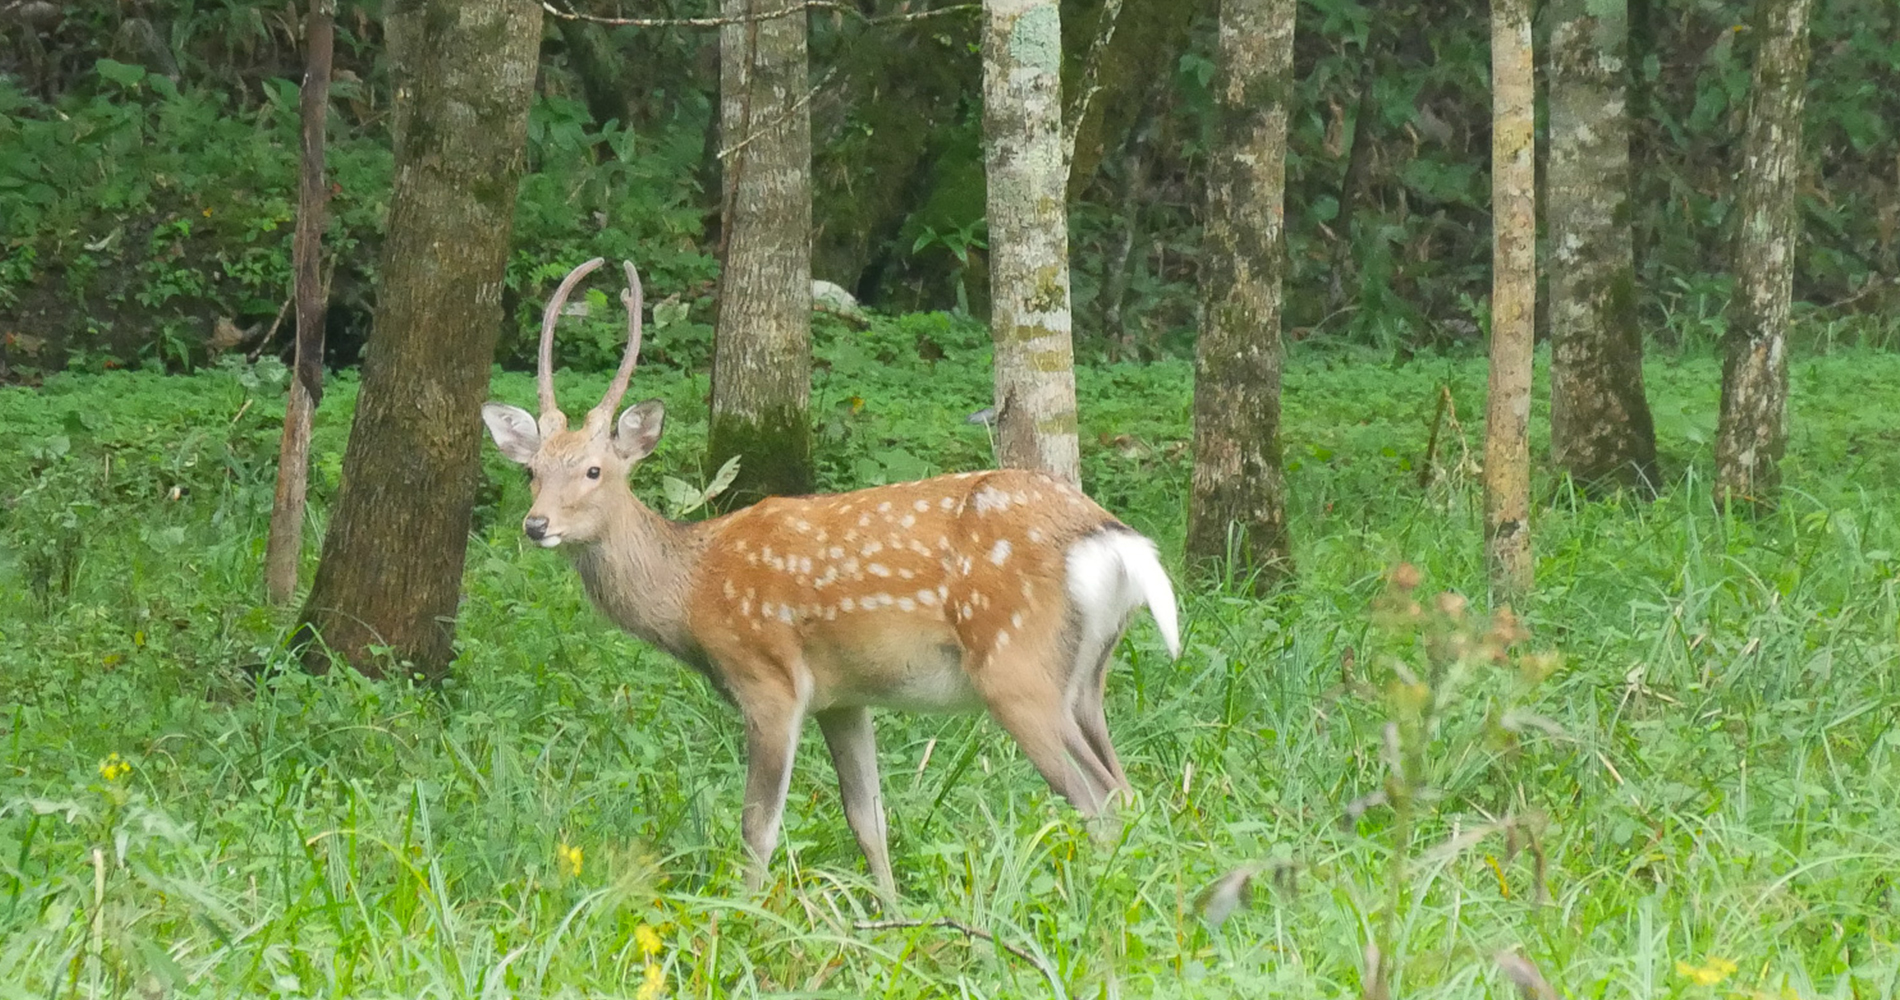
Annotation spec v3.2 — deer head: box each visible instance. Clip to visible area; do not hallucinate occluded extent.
[482,258,665,548]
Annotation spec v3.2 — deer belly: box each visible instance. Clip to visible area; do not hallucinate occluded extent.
[806,626,982,713]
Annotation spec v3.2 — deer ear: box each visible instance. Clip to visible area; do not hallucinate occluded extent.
[614,399,665,460]
[482,403,540,465]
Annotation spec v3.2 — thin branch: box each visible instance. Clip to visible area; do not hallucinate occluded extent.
[1062,0,1125,168]
[717,60,839,161]
[543,0,978,29]
[854,917,1066,998]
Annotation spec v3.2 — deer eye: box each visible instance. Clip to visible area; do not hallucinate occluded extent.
[586,466,602,480]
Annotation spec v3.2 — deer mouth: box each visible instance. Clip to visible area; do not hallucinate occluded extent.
[535,534,565,549]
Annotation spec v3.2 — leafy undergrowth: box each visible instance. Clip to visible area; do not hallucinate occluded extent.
[1,321,1897,997]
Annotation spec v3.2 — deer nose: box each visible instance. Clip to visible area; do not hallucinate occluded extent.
[523,516,549,540]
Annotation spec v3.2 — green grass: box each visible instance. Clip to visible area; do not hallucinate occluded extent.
[2,319,1898,997]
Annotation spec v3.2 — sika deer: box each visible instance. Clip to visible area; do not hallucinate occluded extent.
[482,258,1181,895]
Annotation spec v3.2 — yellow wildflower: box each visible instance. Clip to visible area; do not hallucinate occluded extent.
[636,959,665,1000]
[98,753,131,782]
[634,923,663,956]
[556,843,583,878]
[1675,956,1737,986]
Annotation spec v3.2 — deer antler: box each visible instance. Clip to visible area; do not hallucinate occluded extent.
[587,261,644,429]
[537,257,606,434]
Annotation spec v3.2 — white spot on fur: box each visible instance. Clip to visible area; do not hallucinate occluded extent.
[897,597,916,611]
[829,546,844,559]
[940,497,956,510]
[900,514,916,528]
[989,539,1012,566]
[1027,528,1043,543]
[1011,612,1024,628]
[841,597,856,612]
[995,630,1011,648]
[914,499,931,512]
[868,563,892,577]
[862,540,884,556]
[974,487,1010,514]
[917,589,938,606]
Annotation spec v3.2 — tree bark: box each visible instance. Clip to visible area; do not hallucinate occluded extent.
[296,0,541,680]
[264,0,334,606]
[983,0,1080,484]
[1547,0,1658,494]
[709,0,813,503]
[1187,0,1295,590]
[1715,0,1813,512]
[1484,0,1535,600]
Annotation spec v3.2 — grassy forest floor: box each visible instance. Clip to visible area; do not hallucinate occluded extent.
[2,314,1897,997]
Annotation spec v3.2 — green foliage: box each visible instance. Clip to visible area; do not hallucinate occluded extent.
[0,69,711,374]
[3,331,1898,994]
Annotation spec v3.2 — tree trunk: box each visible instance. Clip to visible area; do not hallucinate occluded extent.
[1484,0,1535,600]
[296,0,541,680]
[264,0,334,606]
[983,0,1080,484]
[1186,0,1295,591]
[1547,0,1658,494]
[1715,0,1813,512]
[709,0,813,503]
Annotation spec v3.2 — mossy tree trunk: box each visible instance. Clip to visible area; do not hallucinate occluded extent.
[1548,0,1658,494]
[709,0,813,503]
[264,0,333,606]
[1484,0,1535,600]
[296,0,541,680]
[1715,0,1813,512]
[1187,0,1295,591]
[983,0,1080,484]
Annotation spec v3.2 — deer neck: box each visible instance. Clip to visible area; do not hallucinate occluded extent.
[565,490,707,666]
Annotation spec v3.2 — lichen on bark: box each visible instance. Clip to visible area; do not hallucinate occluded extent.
[709,0,814,503]
[1187,0,1295,592]
[1547,0,1658,495]
[1715,0,1813,513]
[983,0,1080,484]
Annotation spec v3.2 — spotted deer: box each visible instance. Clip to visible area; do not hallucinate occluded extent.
[481,258,1181,895]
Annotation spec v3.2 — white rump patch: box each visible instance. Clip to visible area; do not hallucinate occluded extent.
[1064,529,1182,661]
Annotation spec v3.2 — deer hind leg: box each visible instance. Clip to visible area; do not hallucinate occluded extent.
[973,642,1120,815]
[1069,627,1131,793]
[815,705,896,899]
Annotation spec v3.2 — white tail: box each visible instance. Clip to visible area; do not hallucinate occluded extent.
[482,259,1182,896]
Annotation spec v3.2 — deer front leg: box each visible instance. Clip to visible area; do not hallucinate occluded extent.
[739,695,806,893]
[816,706,896,899]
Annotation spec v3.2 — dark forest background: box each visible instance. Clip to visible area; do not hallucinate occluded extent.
[1,0,1895,378]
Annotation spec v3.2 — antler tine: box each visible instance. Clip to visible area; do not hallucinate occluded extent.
[588,260,644,426]
[537,257,607,432]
